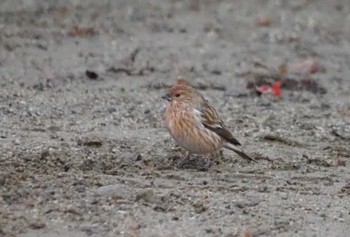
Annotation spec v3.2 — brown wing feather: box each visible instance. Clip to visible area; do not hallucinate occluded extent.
[200,101,241,146]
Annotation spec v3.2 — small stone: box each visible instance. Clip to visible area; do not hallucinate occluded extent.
[75,185,86,193]
[193,202,207,214]
[135,189,160,204]
[95,184,132,199]
[29,221,46,229]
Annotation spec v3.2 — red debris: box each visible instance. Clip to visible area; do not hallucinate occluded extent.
[256,17,271,27]
[256,84,271,94]
[272,81,282,96]
[256,81,283,97]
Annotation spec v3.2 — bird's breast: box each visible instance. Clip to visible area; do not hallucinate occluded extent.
[164,106,223,154]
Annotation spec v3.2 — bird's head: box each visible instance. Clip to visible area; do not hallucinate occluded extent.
[162,84,203,106]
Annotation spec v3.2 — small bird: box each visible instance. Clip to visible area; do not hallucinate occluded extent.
[163,81,257,169]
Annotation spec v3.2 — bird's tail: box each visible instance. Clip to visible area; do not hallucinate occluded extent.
[223,144,257,163]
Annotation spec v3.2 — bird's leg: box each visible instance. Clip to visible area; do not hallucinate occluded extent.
[176,151,196,169]
[176,152,214,171]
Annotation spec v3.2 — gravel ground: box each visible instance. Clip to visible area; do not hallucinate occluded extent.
[0,0,350,236]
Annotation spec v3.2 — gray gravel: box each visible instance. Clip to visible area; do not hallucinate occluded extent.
[0,0,350,236]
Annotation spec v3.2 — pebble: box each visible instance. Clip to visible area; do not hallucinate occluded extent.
[94,184,133,200]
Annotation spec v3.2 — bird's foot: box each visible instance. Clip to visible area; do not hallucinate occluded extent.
[176,152,196,169]
[176,153,212,171]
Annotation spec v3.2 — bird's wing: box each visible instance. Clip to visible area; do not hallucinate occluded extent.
[199,101,241,146]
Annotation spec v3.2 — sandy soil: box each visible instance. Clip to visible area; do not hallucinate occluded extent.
[1,0,350,236]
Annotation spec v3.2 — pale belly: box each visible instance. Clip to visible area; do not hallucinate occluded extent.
[173,129,223,154]
[165,110,223,154]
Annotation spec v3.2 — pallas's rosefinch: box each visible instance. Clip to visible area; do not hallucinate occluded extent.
[163,82,257,168]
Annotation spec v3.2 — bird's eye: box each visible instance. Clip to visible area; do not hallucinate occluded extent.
[175,93,181,97]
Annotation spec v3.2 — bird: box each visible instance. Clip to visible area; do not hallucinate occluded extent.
[162,80,257,169]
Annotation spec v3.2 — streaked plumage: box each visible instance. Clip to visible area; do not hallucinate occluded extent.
[163,81,257,167]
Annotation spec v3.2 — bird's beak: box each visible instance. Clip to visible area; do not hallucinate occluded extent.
[162,93,172,102]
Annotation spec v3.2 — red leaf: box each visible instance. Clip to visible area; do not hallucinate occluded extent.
[272,81,282,96]
[256,81,282,97]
